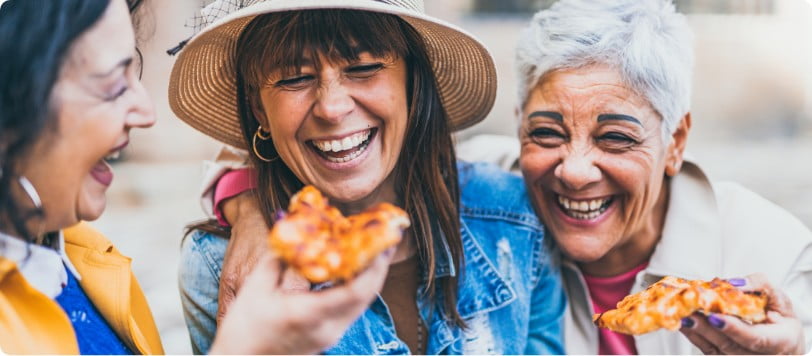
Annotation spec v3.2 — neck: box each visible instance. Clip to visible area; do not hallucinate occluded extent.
[331,174,417,264]
[579,183,670,277]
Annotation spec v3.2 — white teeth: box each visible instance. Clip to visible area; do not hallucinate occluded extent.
[104,151,121,161]
[324,146,365,163]
[557,195,613,220]
[313,130,371,153]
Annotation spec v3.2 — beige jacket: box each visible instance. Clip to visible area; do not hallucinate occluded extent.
[457,135,812,355]
[562,161,812,354]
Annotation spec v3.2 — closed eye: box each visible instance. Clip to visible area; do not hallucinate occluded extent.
[529,127,567,147]
[105,85,128,101]
[597,132,640,151]
[531,128,565,139]
[274,75,314,89]
[599,132,637,143]
[346,63,384,78]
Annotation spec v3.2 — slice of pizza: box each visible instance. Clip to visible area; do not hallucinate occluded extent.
[593,276,768,335]
[268,185,410,283]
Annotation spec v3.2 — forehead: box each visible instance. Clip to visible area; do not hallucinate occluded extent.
[64,0,134,75]
[529,65,655,114]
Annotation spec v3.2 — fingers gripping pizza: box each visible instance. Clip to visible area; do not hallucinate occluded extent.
[593,276,768,335]
[268,185,410,283]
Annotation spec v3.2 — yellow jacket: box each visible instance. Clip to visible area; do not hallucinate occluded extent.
[0,222,164,354]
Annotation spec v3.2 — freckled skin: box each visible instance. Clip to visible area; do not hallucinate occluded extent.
[518,64,690,277]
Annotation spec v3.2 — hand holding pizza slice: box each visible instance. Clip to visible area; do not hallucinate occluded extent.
[268,185,410,283]
[593,276,768,335]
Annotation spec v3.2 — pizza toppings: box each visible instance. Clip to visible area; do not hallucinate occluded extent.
[593,276,768,335]
[268,185,410,283]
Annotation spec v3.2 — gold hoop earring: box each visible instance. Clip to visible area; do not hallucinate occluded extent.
[252,128,278,162]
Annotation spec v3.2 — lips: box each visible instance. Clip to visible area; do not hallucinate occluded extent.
[91,140,128,187]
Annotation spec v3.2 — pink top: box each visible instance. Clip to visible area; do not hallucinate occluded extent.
[213,168,257,226]
[582,261,649,355]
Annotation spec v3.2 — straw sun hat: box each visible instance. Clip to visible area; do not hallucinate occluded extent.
[168,0,497,149]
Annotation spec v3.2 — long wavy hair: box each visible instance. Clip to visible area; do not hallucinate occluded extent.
[235,10,466,327]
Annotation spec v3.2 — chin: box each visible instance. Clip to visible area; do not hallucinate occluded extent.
[77,197,107,221]
[555,236,612,263]
[325,184,376,204]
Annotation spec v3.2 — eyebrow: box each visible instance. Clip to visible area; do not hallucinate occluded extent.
[91,57,133,79]
[528,111,563,122]
[597,114,642,126]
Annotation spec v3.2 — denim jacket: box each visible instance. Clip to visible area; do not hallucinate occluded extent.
[178,161,565,354]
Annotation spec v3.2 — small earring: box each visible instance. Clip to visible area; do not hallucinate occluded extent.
[252,127,279,162]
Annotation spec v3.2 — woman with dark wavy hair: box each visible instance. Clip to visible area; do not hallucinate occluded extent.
[0,0,394,354]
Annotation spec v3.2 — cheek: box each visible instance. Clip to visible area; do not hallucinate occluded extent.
[519,144,558,183]
[603,154,666,217]
[267,108,305,150]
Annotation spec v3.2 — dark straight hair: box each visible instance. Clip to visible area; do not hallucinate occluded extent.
[0,0,144,242]
[0,0,112,242]
[234,9,466,328]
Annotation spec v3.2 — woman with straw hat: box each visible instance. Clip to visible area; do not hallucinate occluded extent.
[170,0,565,354]
[0,0,393,354]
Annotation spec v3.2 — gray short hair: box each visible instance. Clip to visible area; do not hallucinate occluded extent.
[515,0,694,138]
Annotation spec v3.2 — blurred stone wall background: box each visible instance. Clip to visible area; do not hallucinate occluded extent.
[91,0,812,353]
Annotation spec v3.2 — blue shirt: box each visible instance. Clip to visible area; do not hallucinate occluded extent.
[55,268,133,355]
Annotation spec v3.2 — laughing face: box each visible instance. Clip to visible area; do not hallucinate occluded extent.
[256,53,408,209]
[518,64,688,276]
[18,0,155,232]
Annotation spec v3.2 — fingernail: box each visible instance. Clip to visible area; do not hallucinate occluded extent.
[681,317,695,328]
[727,278,746,287]
[382,248,395,258]
[708,314,725,329]
[274,210,286,220]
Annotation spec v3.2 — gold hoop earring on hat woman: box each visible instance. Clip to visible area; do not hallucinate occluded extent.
[252,126,278,162]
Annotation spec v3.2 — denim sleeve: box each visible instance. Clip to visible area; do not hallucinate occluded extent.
[524,252,566,354]
[178,230,228,355]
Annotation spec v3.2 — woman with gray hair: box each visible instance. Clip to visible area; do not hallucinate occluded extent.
[514,0,811,354]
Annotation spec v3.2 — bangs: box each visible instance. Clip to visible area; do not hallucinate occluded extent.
[239,9,413,86]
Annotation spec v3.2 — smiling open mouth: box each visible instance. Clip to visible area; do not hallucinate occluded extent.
[309,128,376,164]
[556,194,614,220]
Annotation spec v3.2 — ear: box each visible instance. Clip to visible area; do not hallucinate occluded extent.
[664,112,691,177]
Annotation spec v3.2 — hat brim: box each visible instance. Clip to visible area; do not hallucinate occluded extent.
[168,0,497,149]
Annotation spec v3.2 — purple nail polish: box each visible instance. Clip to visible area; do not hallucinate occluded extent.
[708,314,725,329]
[274,210,286,220]
[681,317,695,328]
[727,278,746,287]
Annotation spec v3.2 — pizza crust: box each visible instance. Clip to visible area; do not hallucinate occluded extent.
[593,276,768,335]
[268,185,410,283]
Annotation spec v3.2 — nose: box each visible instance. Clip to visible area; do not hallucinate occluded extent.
[125,79,156,129]
[312,78,354,124]
[554,150,602,191]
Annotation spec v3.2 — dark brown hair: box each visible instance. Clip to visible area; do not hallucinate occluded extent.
[0,0,111,242]
[235,9,466,327]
